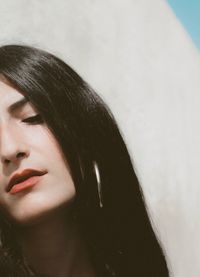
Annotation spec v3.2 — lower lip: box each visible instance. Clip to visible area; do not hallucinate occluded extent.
[9,175,44,194]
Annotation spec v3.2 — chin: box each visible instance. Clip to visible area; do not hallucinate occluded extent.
[9,201,74,227]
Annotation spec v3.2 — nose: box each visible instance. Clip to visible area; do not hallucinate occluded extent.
[0,124,29,165]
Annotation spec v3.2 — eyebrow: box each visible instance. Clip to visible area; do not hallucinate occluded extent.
[8,97,29,113]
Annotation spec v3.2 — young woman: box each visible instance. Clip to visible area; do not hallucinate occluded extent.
[0,45,169,276]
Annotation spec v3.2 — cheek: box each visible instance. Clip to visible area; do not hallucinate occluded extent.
[28,126,66,163]
[46,167,76,203]
[25,125,51,147]
[23,126,71,191]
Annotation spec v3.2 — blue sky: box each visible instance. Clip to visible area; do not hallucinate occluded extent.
[167,0,200,50]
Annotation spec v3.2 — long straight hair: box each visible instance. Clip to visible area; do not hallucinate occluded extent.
[0,45,169,276]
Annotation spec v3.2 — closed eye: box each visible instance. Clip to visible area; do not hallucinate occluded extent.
[22,114,44,125]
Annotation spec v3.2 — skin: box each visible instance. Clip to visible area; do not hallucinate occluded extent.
[0,79,96,277]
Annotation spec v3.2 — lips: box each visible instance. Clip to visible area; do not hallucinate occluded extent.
[7,169,47,193]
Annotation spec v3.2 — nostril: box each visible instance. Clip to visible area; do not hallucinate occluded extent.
[16,152,26,158]
[3,159,10,165]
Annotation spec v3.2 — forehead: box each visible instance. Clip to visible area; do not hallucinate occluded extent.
[0,80,25,109]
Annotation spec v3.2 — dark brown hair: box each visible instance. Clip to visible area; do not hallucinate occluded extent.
[0,45,169,276]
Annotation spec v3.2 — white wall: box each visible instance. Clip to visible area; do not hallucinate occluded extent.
[0,1,200,276]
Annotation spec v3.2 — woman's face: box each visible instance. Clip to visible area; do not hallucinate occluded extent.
[0,79,76,225]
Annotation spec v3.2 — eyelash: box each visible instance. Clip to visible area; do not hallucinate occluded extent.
[22,114,44,125]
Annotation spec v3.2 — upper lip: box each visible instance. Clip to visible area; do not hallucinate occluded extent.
[7,169,47,192]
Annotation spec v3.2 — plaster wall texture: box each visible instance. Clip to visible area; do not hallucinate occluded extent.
[0,0,200,276]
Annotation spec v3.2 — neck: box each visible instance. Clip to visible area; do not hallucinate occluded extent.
[16,214,96,277]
